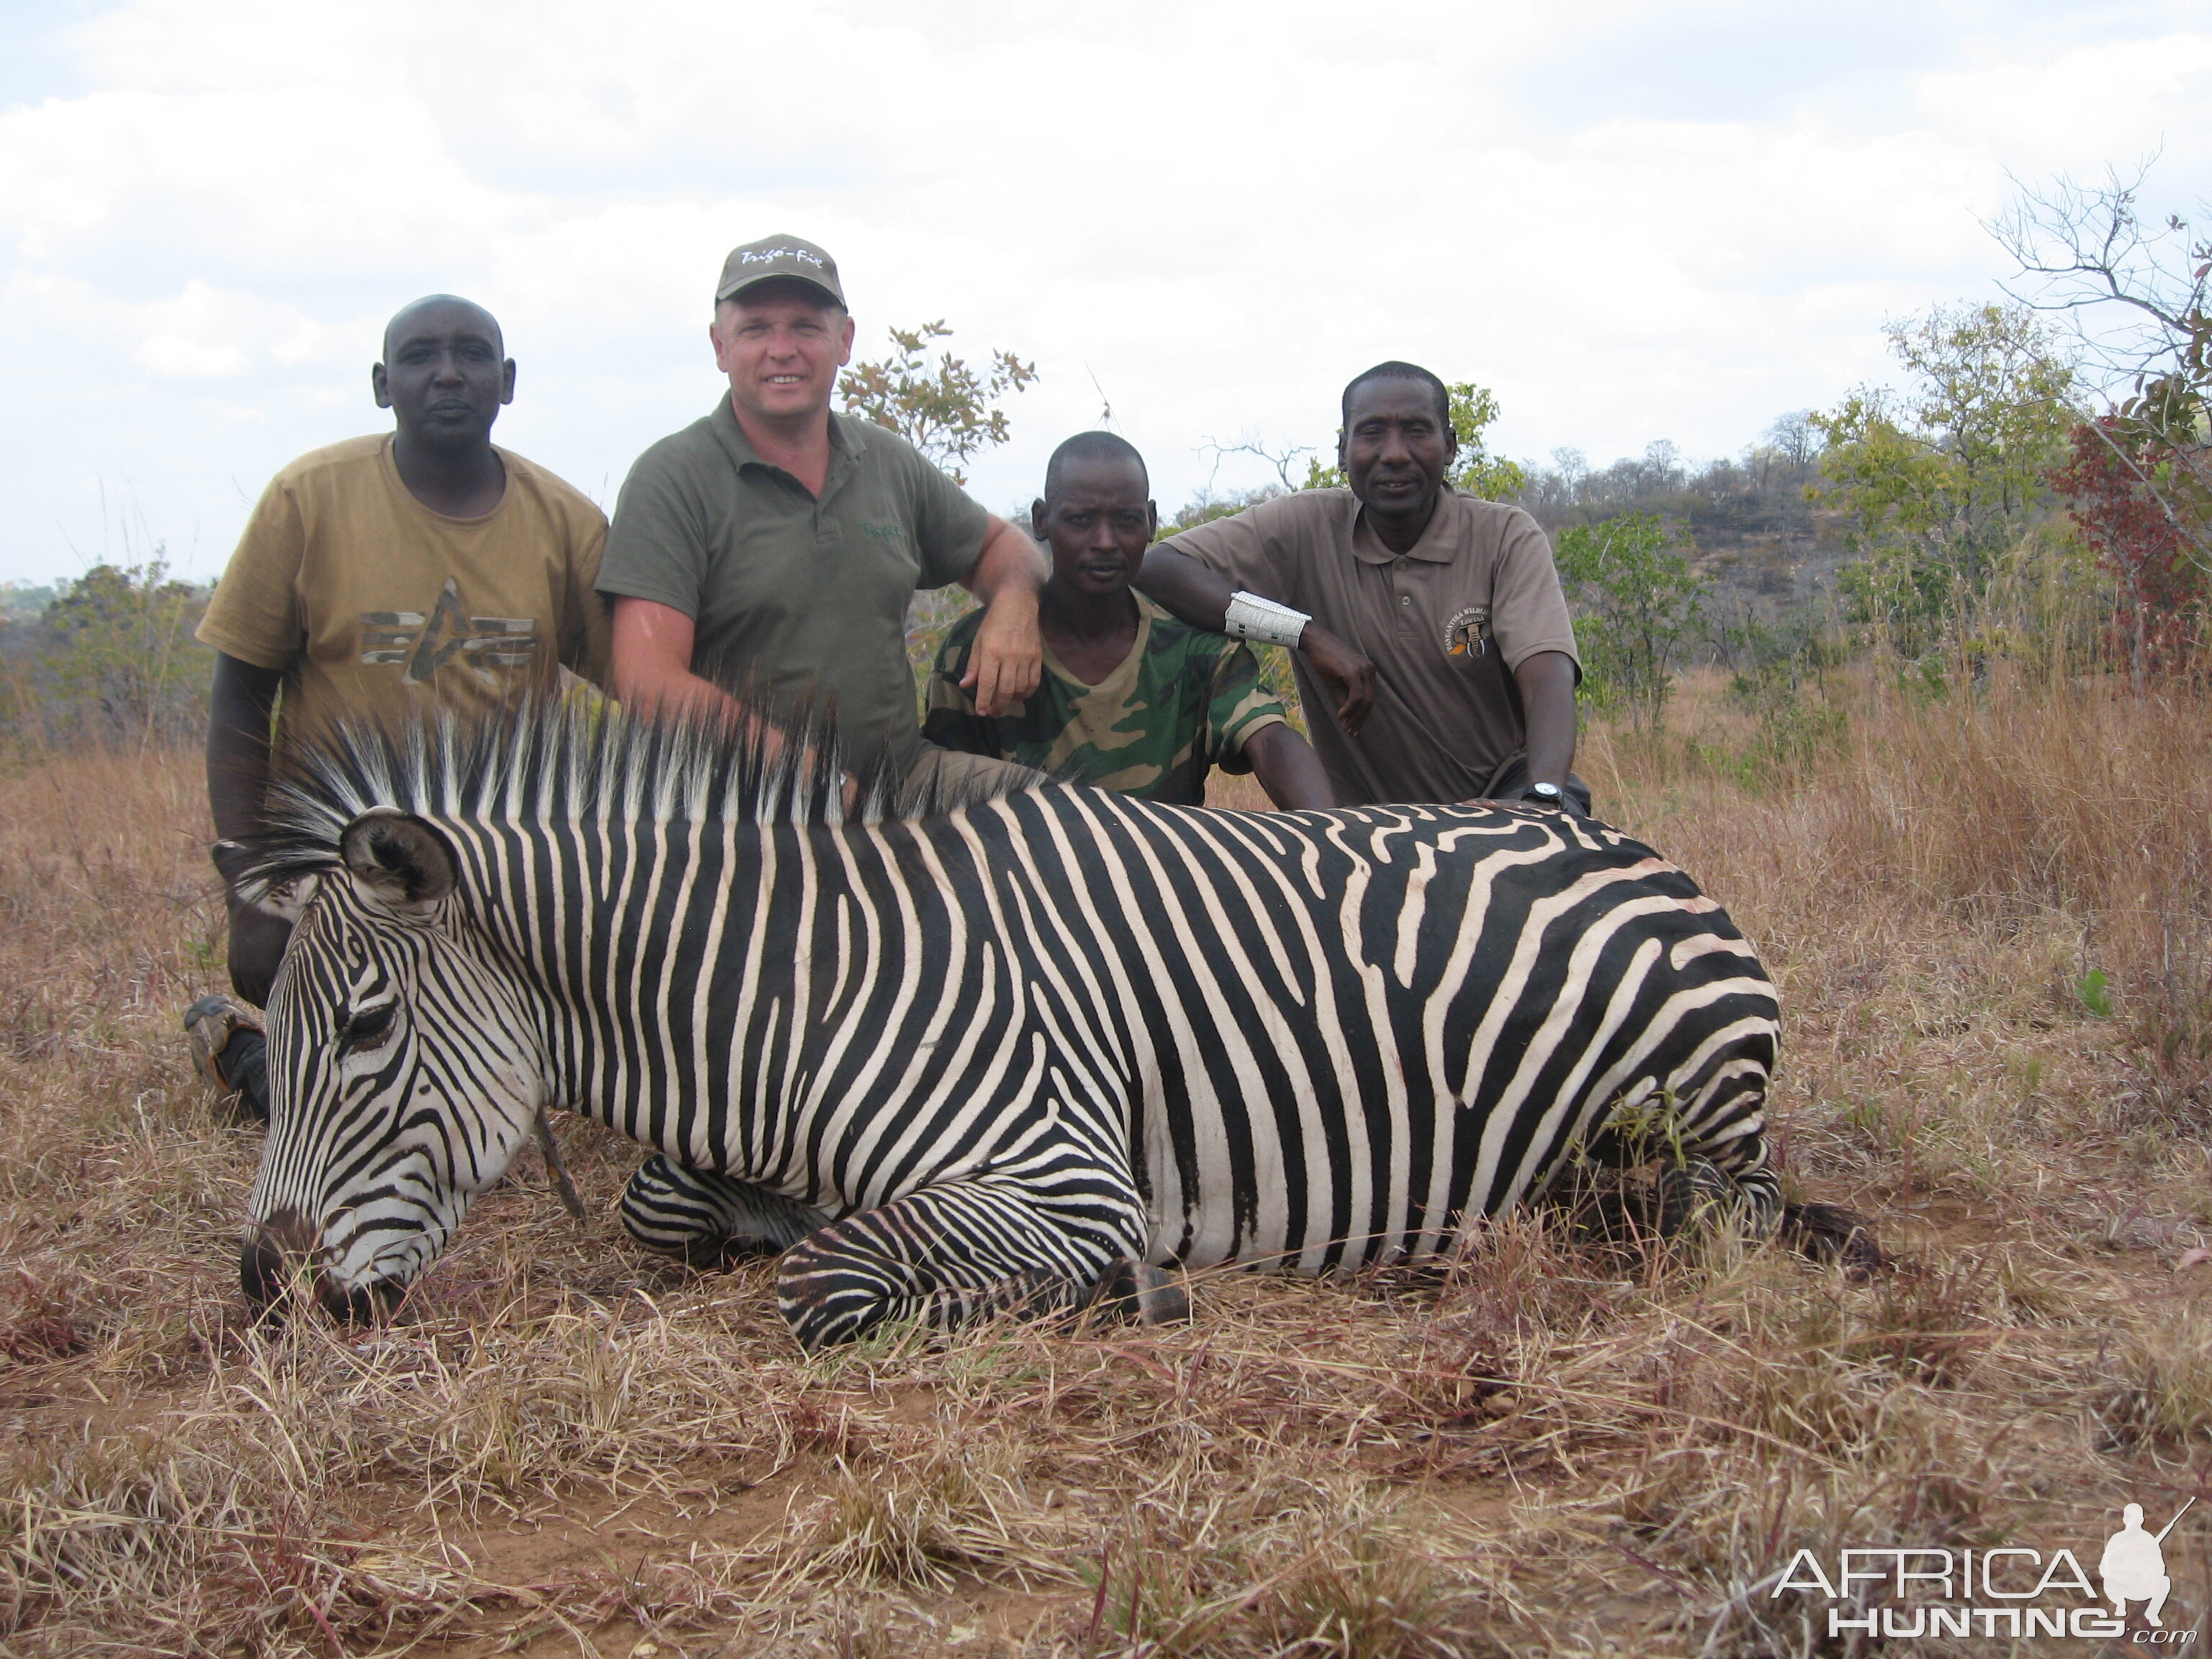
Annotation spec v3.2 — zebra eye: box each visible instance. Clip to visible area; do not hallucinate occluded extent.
[341,1002,397,1051]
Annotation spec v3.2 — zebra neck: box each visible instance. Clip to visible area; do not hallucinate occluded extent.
[528,817,959,1177]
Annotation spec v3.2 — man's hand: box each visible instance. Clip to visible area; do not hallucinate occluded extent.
[961,583,1041,716]
[1298,625,1375,738]
[959,518,1046,717]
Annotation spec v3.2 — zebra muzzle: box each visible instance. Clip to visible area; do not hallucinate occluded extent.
[240,1209,397,1323]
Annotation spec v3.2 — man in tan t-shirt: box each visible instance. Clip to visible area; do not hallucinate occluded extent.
[1138,359,1585,811]
[186,294,612,1118]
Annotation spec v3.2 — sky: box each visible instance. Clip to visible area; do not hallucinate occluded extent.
[1,0,2208,586]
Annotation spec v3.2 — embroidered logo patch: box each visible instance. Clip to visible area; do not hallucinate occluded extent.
[1442,605,1490,660]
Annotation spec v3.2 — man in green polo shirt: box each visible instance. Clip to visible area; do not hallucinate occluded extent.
[599,235,1044,802]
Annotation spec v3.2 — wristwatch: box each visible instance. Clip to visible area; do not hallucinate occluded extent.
[1521,781,1566,811]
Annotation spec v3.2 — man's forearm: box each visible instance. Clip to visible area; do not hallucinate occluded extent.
[619,658,791,768]
[958,517,1046,716]
[1515,651,1578,788]
[1134,547,1234,630]
[1138,547,1316,651]
[207,654,282,845]
[1243,723,1334,811]
[1138,547,1375,735]
[963,516,1048,603]
[610,597,763,733]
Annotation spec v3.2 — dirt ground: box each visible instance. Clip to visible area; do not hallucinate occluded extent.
[7,667,2212,1656]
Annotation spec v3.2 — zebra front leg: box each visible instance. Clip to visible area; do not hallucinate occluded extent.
[621,1154,829,1267]
[773,1174,1148,1352]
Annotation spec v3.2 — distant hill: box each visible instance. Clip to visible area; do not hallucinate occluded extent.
[1514,435,1851,646]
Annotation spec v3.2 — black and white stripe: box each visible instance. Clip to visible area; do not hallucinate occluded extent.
[245,703,1779,1349]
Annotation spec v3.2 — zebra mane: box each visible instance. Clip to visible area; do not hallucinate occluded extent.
[249,694,946,880]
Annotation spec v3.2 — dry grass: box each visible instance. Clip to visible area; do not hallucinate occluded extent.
[7,665,2212,1655]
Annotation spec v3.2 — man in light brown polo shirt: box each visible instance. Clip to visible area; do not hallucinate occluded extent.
[1137,359,1585,811]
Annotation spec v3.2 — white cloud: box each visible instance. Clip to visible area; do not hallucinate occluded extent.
[0,0,2206,582]
[1916,32,2212,171]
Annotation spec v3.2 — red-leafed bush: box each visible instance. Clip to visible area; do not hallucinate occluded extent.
[2048,417,2207,680]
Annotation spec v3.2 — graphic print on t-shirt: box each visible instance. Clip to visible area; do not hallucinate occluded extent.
[360,577,539,685]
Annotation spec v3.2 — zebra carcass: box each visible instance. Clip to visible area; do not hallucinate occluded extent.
[238,703,1799,1350]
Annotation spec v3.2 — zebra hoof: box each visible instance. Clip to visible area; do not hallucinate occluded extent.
[1087,1258,1190,1328]
[1781,1202,1882,1280]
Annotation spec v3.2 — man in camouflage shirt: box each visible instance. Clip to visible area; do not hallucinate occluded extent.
[925,433,1333,808]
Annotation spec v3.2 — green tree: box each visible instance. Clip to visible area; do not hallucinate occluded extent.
[1811,303,2076,652]
[840,320,1037,702]
[837,320,1038,486]
[3,559,212,747]
[1301,381,1526,498]
[1555,513,1710,726]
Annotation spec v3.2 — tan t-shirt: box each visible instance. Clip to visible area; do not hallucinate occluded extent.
[1160,487,1579,804]
[197,435,613,740]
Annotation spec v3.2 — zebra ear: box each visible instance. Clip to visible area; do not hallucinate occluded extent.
[340,809,457,909]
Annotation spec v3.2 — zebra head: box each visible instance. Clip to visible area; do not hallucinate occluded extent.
[243,807,548,1321]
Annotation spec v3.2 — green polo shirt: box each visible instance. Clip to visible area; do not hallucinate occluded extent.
[598,401,990,773]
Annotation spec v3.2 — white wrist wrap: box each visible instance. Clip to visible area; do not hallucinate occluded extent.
[1223,591,1310,649]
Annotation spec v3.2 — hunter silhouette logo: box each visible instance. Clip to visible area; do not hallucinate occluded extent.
[2105,1498,2193,1627]
[1771,1496,2199,1642]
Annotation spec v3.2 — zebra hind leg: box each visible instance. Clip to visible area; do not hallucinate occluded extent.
[1610,1158,1882,1277]
[620,1154,828,1267]
[1560,1146,1783,1244]
[1781,1202,1884,1277]
[773,1176,1146,1352]
[1660,1137,1882,1275]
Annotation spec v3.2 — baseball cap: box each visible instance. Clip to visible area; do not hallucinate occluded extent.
[714,235,845,308]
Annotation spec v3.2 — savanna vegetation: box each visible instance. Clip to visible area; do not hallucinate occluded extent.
[6,168,2212,1655]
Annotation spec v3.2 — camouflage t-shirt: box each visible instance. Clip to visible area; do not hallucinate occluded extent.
[922,598,1287,804]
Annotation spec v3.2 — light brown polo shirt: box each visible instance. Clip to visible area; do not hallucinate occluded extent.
[1160,486,1579,804]
[598,403,989,775]
[196,435,611,742]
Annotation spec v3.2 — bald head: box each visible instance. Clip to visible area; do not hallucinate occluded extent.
[384,294,503,362]
[1044,430,1148,503]
[372,294,515,460]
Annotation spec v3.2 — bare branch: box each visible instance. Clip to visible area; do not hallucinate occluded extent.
[1989,158,2212,384]
[1198,437,1313,495]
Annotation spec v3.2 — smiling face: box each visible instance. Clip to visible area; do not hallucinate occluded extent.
[710,281,856,429]
[372,297,513,457]
[1031,454,1156,600]
[1339,375,1457,526]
